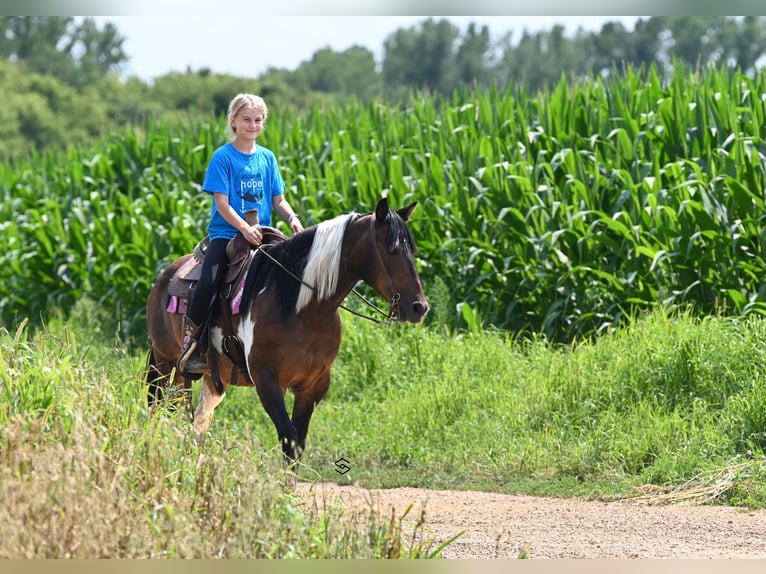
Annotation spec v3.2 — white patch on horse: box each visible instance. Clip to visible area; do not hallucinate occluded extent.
[238,314,257,382]
[193,382,225,436]
[295,213,353,314]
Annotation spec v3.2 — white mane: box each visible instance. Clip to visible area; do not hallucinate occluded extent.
[295,213,356,314]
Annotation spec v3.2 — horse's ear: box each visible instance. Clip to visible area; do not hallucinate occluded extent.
[375,197,390,222]
[397,202,418,222]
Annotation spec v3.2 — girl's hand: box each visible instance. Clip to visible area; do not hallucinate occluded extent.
[289,214,303,234]
[243,224,263,246]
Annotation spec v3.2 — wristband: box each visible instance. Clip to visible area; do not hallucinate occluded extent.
[289,214,300,222]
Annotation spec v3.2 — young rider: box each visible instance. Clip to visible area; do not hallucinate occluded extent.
[178,93,303,375]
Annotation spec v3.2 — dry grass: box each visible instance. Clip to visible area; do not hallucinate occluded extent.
[630,458,766,506]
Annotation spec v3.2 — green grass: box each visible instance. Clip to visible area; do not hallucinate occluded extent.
[6,63,766,557]
[277,309,766,501]
[148,303,766,501]
[3,303,766,557]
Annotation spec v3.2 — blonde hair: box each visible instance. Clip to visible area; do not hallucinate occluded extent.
[226,93,268,135]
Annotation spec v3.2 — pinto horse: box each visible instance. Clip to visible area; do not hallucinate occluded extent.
[145,198,428,462]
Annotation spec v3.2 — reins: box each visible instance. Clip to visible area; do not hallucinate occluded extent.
[255,215,401,325]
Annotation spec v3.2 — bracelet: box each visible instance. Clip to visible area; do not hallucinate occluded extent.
[289,214,300,222]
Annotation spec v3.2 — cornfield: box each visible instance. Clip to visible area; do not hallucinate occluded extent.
[3,62,766,341]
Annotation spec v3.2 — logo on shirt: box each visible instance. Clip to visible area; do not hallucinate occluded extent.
[240,173,264,203]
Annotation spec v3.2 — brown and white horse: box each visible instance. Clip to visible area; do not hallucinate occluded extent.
[145,198,428,463]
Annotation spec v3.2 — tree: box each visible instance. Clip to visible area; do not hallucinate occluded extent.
[68,17,128,83]
[0,16,127,87]
[729,16,766,73]
[585,21,632,77]
[495,25,587,93]
[0,59,109,161]
[149,71,257,119]
[630,17,667,68]
[295,45,380,100]
[382,18,461,95]
[454,23,493,88]
[665,16,718,70]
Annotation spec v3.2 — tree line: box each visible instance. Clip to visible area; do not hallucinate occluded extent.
[2,16,766,161]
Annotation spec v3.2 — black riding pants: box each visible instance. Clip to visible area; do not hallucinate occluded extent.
[186,237,228,326]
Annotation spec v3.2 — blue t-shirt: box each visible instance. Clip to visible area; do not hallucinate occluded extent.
[202,142,285,240]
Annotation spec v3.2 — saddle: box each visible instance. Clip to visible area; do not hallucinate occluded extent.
[166,226,287,314]
[165,219,288,390]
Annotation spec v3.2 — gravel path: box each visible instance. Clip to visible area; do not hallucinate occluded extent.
[297,482,766,559]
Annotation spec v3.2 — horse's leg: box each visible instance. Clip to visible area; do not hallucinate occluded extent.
[193,377,226,441]
[254,372,299,463]
[291,373,331,460]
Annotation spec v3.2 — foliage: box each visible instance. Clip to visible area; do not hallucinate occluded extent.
[0,60,111,161]
[0,119,215,336]
[0,16,126,87]
[383,18,463,96]
[4,16,766,160]
[294,45,381,101]
[5,17,766,557]
[4,65,766,342]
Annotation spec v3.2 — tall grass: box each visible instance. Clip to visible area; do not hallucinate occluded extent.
[0,311,448,558]
[3,64,766,341]
[4,302,766,550]
[6,65,766,557]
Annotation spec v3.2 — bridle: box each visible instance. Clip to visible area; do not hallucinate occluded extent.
[257,213,402,324]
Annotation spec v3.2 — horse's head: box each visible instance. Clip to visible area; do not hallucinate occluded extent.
[362,197,429,324]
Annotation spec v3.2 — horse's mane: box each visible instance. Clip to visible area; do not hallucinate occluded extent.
[295,213,357,313]
[248,207,415,318]
[250,212,358,317]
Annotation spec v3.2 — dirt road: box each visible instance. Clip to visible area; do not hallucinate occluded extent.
[297,482,766,559]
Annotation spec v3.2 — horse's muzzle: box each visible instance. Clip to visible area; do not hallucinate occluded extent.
[404,299,429,323]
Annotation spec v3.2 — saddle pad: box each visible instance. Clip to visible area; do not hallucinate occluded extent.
[167,256,201,298]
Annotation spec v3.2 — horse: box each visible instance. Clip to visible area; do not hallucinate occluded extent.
[145,197,428,463]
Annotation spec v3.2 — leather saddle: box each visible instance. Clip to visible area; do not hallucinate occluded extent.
[166,226,287,310]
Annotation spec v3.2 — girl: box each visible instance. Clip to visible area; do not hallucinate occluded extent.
[178,93,304,375]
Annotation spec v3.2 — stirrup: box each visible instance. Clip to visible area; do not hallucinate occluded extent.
[178,355,208,375]
[178,341,208,375]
